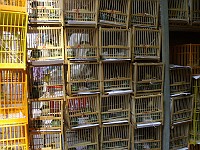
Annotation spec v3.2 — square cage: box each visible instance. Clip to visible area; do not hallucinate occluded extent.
[171,95,194,124]
[132,94,163,125]
[29,64,64,100]
[66,61,100,95]
[0,124,28,149]
[0,69,28,125]
[131,0,160,27]
[99,0,131,28]
[65,27,98,60]
[64,0,98,25]
[66,127,99,150]
[29,131,62,150]
[101,94,131,124]
[0,11,28,69]
[29,99,63,131]
[133,63,164,96]
[101,61,132,94]
[132,27,161,61]
[168,0,189,23]
[190,0,200,24]
[170,122,190,150]
[0,0,27,12]
[101,124,130,150]
[170,44,200,75]
[134,125,162,150]
[27,0,62,23]
[66,95,100,129]
[170,65,192,95]
[27,26,64,61]
[99,28,131,59]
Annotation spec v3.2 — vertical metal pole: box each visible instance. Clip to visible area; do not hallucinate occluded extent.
[160,0,170,150]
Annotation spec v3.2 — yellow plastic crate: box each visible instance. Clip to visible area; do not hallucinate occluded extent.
[0,123,28,149]
[0,69,28,125]
[0,0,27,12]
[0,11,28,70]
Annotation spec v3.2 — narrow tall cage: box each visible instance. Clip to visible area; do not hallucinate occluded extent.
[100,28,131,59]
[132,94,163,125]
[65,27,98,60]
[99,0,131,28]
[0,0,27,12]
[131,0,160,27]
[29,131,62,150]
[66,95,100,129]
[64,0,98,25]
[66,127,99,150]
[101,124,130,150]
[132,27,161,61]
[29,64,64,99]
[170,44,200,75]
[27,26,64,61]
[171,95,194,124]
[170,122,190,150]
[170,65,192,95]
[133,63,164,96]
[101,61,132,94]
[133,125,162,150]
[29,99,63,131]
[27,0,62,23]
[0,124,28,149]
[66,61,100,95]
[0,69,28,125]
[190,0,200,24]
[168,0,189,23]
[101,94,130,124]
[0,11,28,69]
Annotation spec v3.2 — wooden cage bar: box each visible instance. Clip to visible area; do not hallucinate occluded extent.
[66,95,100,129]
[65,27,98,60]
[0,0,27,12]
[190,0,200,24]
[99,27,131,59]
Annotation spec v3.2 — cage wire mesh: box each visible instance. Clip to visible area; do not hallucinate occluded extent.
[171,95,194,124]
[65,28,98,60]
[101,94,130,124]
[29,131,62,150]
[170,65,192,95]
[66,95,100,129]
[99,0,130,27]
[64,0,98,25]
[133,63,164,96]
[132,94,163,125]
[66,61,100,95]
[102,61,132,93]
[132,27,161,61]
[134,125,162,150]
[0,124,28,149]
[66,127,98,150]
[0,11,27,69]
[27,0,62,23]
[0,69,28,125]
[29,99,63,131]
[29,64,64,99]
[27,26,63,61]
[100,28,131,59]
[101,124,130,150]
[131,0,160,27]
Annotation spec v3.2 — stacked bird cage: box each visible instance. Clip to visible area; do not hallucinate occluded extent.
[64,0,98,26]
[0,3,29,149]
[131,0,160,28]
[27,0,63,24]
[168,0,189,24]
[190,0,200,24]
[99,0,131,28]
[170,44,200,75]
